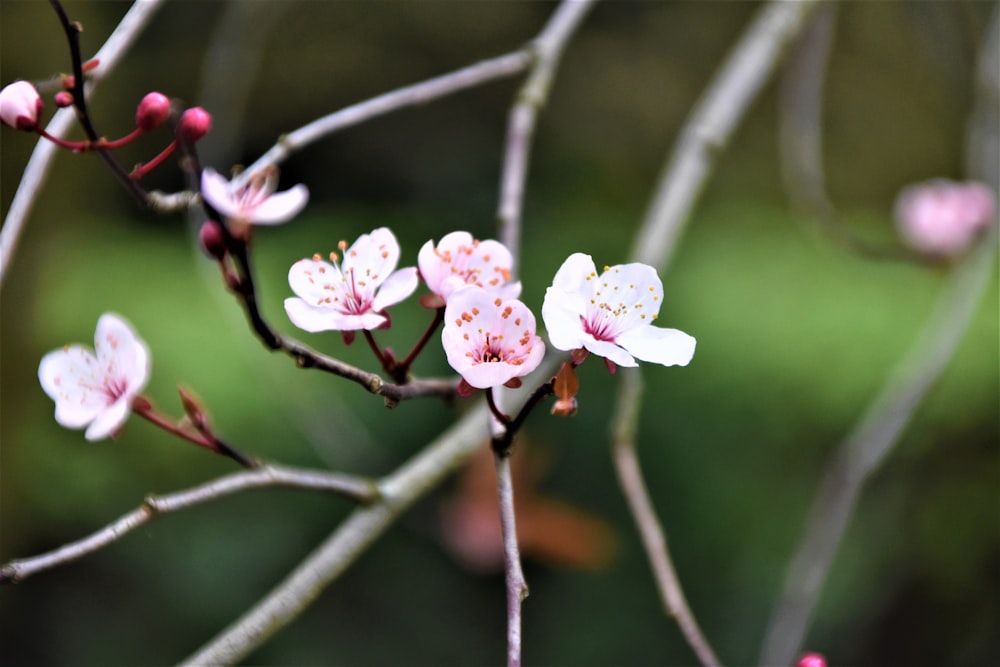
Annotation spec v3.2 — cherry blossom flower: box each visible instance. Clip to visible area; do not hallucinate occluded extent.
[542,253,695,368]
[285,227,418,331]
[796,653,827,667]
[38,313,151,441]
[895,179,996,256]
[441,287,544,389]
[0,80,43,131]
[200,166,308,226]
[418,231,520,303]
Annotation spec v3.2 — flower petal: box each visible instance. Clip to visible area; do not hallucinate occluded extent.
[85,397,131,441]
[551,253,596,294]
[617,326,696,367]
[245,184,309,225]
[39,347,106,428]
[288,257,340,302]
[597,262,663,333]
[200,168,240,219]
[285,298,386,332]
[94,313,150,394]
[345,227,400,288]
[371,267,418,312]
[541,287,587,352]
[581,337,637,367]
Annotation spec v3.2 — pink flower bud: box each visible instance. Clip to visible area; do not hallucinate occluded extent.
[176,106,212,144]
[53,91,74,108]
[198,220,228,260]
[895,179,997,256]
[136,92,171,132]
[0,80,44,131]
[796,652,827,667]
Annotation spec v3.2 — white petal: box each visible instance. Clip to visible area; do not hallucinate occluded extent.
[372,267,418,312]
[39,347,106,428]
[94,313,150,392]
[617,326,696,367]
[85,398,131,441]
[417,239,447,294]
[288,258,341,302]
[247,184,309,225]
[345,228,400,285]
[551,253,596,294]
[598,262,664,332]
[461,362,519,389]
[541,287,587,351]
[200,168,240,219]
[285,298,385,332]
[581,337,638,367]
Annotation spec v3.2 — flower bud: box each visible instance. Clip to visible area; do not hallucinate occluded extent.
[198,220,227,260]
[176,106,212,144]
[136,92,171,132]
[796,653,827,667]
[54,91,74,108]
[0,80,44,131]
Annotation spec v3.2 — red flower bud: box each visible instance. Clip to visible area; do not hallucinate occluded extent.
[198,220,227,260]
[796,653,827,667]
[0,81,44,131]
[53,91,74,108]
[176,106,211,144]
[136,92,171,132]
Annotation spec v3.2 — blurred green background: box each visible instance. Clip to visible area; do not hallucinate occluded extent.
[2,1,997,665]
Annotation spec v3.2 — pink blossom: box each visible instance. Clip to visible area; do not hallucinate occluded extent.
[796,653,827,667]
[542,253,695,368]
[895,179,996,256]
[201,167,308,226]
[136,92,171,132]
[176,106,212,143]
[0,80,43,131]
[38,313,151,441]
[441,287,544,389]
[285,227,418,331]
[418,231,520,302]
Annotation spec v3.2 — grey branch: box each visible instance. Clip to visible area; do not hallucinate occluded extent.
[759,7,1000,663]
[610,2,824,666]
[0,463,380,585]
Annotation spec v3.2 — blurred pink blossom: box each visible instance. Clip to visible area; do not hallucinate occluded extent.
[895,179,996,256]
[418,231,520,303]
[201,167,308,226]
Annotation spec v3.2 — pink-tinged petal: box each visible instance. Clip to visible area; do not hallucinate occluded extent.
[285,298,387,332]
[244,184,309,225]
[419,232,517,299]
[94,313,150,393]
[371,267,418,312]
[460,361,521,389]
[418,238,447,289]
[551,253,596,294]
[617,326,696,367]
[288,258,341,302]
[541,287,587,351]
[200,168,241,219]
[345,227,400,286]
[39,347,106,428]
[580,337,637,368]
[85,398,131,441]
[0,80,43,129]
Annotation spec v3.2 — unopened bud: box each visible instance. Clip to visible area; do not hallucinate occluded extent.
[198,220,227,260]
[176,106,212,143]
[796,653,827,667]
[0,80,44,131]
[136,92,171,131]
[54,91,74,108]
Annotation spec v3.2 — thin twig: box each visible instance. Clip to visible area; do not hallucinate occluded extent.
[236,51,534,187]
[759,7,1000,663]
[493,451,528,667]
[607,2,823,666]
[0,463,380,585]
[496,0,597,274]
[0,0,166,289]
[181,356,560,665]
[611,370,721,667]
